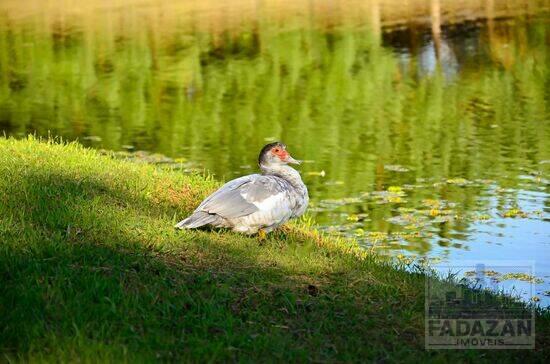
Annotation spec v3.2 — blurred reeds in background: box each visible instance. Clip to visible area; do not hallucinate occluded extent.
[0,0,547,35]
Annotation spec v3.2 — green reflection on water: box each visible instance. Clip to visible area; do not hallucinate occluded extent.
[0,15,548,260]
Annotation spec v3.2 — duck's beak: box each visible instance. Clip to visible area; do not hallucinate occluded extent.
[285,155,301,165]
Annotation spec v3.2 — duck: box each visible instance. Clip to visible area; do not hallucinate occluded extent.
[175,142,309,237]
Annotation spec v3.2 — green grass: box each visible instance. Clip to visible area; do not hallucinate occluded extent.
[0,137,548,362]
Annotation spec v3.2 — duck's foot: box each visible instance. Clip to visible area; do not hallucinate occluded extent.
[257,228,267,242]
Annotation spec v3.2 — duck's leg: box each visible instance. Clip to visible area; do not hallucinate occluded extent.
[257,228,267,241]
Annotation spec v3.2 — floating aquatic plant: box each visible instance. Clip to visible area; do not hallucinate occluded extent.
[472,213,491,221]
[423,199,441,208]
[464,270,500,277]
[396,254,414,265]
[445,178,472,186]
[384,165,410,172]
[501,208,528,218]
[82,135,102,142]
[499,273,543,284]
[387,186,403,193]
[346,214,369,222]
[464,271,543,284]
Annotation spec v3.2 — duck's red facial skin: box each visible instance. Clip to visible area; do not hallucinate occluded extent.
[271,147,289,161]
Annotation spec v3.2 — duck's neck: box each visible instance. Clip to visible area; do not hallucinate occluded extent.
[260,164,305,190]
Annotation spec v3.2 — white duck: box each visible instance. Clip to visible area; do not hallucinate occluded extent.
[175,142,308,237]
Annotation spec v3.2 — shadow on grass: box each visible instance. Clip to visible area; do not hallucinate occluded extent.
[0,169,547,361]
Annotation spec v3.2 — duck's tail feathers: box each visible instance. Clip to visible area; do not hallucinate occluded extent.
[175,211,221,229]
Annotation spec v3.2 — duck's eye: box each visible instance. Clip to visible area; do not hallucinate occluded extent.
[273,148,280,153]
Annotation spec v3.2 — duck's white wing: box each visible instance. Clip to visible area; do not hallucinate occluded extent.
[196,174,289,219]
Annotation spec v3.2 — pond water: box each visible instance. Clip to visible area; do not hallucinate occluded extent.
[0,2,549,305]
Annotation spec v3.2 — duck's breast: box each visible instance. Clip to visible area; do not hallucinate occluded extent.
[231,177,295,233]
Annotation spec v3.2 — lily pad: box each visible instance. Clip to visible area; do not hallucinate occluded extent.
[501,208,528,218]
[498,273,543,284]
[446,178,472,186]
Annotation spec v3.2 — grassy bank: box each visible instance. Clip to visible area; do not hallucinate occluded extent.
[0,137,548,362]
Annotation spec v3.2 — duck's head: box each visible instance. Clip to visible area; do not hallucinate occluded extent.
[258,142,301,168]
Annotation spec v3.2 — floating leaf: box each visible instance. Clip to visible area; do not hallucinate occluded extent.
[347,214,359,222]
[367,232,388,242]
[464,271,543,284]
[499,273,543,284]
[396,254,414,265]
[464,270,501,278]
[473,214,491,221]
[446,178,471,186]
[82,135,102,142]
[502,208,528,218]
[384,164,410,172]
[423,199,441,208]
